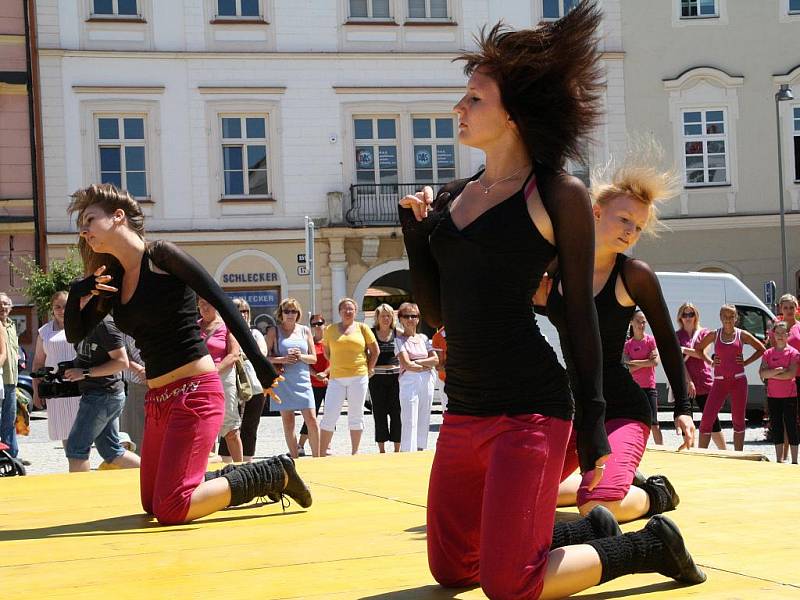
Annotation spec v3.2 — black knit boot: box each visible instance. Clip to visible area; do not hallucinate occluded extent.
[550,506,623,550]
[637,475,680,516]
[586,515,706,585]
[204,463,238,482]
[207,463,282,503]
[222,455,313,508]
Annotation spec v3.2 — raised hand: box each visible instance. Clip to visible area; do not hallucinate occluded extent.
[399,185,434,222]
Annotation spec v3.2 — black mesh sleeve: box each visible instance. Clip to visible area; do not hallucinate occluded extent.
[64,276,111,344]
[148,240,279,388]
[623,259,692,419]
[540,174,610,473]
[398,185,463,330]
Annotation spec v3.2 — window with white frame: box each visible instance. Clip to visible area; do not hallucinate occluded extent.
[96,116,148,198]
[221,115,270,197]
[793,106,800,181]
[349,0,391,19]
[408,0,448,19]
[354,117,399,185]
[412,116,455,183]
[682,109,728,185]
[91,0,140,17]
[215,0,260,18]
[541,0,578,20]
[680,0,718,18]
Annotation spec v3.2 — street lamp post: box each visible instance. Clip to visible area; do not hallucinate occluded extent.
[775,83,795,294]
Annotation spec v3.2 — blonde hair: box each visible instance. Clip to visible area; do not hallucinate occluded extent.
[676,302,701,328]
[719,304,737,318]
[778,294,798,308]
[337,297,357,312]
[591,137,681,235]
[397,302,421,332]
[67,183,145,277]
[373,303,397,331]
[276,297,302,322]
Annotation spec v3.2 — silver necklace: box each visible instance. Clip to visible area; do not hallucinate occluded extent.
[477,165,529,195]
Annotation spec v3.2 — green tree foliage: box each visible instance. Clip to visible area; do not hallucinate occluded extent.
[13,250,83,319]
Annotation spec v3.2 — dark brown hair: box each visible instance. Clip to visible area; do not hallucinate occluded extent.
[457,0,604,169]
[67,183,145,278]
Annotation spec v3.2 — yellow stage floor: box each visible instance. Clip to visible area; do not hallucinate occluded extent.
[2,450,799,599]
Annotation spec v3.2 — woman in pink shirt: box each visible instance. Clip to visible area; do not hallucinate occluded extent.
[760,320,800,463]
[624,310,661,444]
[695,304,765,451]
[675,302,725,450]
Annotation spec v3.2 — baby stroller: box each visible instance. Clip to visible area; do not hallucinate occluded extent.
[0,441,25,476]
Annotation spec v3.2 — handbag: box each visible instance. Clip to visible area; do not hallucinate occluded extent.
[234,356,254,403]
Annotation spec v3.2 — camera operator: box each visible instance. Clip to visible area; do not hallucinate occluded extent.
[63,315,140,472]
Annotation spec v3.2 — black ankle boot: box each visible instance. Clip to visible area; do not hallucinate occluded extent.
[587,515,706,585]
[222,457,288,507]
[550,506,622,550]
[278,454,312,508]
[632,469,647,488]
[639,475,680,516]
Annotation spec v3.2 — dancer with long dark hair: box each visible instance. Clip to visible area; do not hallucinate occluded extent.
[65,184,311,525]
[399,3,704,597]
[537,144,696,523]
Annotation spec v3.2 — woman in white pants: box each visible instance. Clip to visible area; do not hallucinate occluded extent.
[395,302,439,452]
[320,298,379,455]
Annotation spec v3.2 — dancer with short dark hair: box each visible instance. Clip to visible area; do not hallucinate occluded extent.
[65,184,311,525]
[399,3,704,597]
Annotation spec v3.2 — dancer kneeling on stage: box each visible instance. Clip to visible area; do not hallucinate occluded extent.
[399,3,704,598]
[65,183,311,525]
[535,142,696,524]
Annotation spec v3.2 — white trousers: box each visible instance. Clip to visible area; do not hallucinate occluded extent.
[320,375,368,432]
[399,369,435,451]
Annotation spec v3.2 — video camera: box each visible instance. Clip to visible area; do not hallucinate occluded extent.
[30,361,81,399]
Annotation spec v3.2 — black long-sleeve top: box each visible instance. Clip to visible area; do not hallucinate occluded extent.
[399,162,610,473]
[65,240,278,389]
[545,253,692,425]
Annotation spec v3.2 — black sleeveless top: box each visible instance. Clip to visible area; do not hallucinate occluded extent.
[112,248,208,380]
[547,253,652,426]
[429,171,572,418]
[372,327,400,369]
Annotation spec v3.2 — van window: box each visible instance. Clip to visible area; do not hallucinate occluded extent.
[735,305,770,343]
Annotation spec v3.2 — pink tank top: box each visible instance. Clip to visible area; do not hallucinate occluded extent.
[713,327,745,379]
[676,327,713,395]
[788,322,800,354]
[199,320,229,365]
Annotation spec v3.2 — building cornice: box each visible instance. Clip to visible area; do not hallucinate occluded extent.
[774,63,800,85]
[40,48,624,61]
[663,66,744,90]
[662,212,800,231]
[72,85,165,94]
[334,86,463,94]
[198,86,286,94]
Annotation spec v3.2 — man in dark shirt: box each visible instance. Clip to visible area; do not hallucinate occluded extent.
[64,316,140,472]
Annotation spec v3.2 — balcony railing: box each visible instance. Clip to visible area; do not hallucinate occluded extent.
[346,183,445,226]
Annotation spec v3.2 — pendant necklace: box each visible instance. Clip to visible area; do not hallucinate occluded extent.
[477,164,529,195]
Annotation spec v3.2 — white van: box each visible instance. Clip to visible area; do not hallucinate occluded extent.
[536,271,776,417]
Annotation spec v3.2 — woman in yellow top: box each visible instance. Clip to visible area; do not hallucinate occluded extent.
[320,297,379,455]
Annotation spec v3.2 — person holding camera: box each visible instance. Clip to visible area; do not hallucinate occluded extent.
[63,314,140,472]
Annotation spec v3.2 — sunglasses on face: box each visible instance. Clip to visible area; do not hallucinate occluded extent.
[283,309,299,315]
[311,321,325,327]
[400,314,420,319]
[681,312,696,318]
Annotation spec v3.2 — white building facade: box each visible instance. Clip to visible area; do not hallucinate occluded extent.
[36,0,625,325]
[620,0,800,305]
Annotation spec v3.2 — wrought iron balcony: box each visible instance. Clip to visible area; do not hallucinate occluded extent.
[346,183,445,226]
